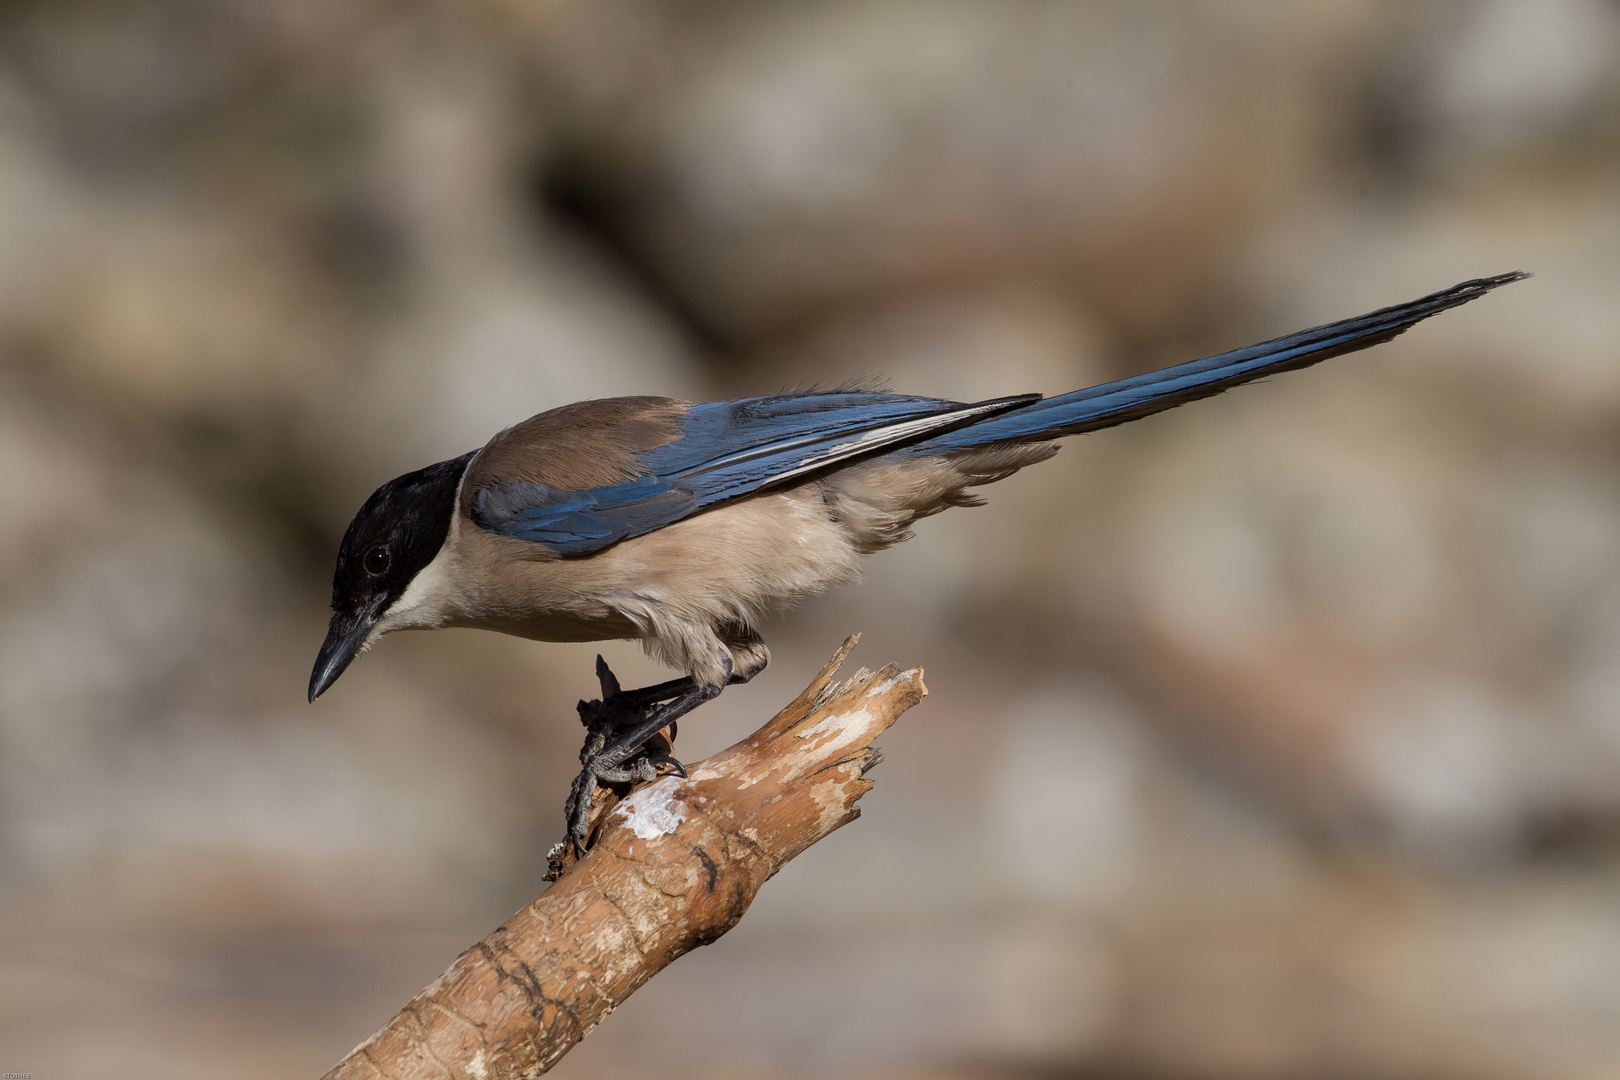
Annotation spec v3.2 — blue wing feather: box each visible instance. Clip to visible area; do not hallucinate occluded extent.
[472,392,1036,554]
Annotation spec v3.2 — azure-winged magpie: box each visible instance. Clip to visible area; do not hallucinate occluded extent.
[311,272,1525,850]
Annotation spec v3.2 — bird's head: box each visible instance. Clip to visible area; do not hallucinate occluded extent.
[309,451,473,702]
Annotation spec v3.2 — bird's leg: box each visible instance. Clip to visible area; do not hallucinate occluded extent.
[592,656,696,713]
[573,657,694,765]
[563,657,733,855]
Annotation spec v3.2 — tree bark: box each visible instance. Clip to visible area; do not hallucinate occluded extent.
[323,635,924,1079]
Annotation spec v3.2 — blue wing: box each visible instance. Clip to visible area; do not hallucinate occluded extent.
[471,392,1038,554]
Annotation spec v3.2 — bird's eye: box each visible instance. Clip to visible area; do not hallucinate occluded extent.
[364,547,391,575]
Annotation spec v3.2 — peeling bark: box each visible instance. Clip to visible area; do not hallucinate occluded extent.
[323,636,925,1080]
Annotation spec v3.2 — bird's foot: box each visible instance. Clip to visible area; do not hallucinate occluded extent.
[558,744,687,868]
[551,656,721,874]
[572,656,689,763]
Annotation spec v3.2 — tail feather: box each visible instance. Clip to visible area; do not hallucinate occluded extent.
[907,272,1528,455]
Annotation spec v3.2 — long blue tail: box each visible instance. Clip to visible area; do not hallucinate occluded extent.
[906,272,1527,455]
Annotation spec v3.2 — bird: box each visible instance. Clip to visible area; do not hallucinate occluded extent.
[311,272,1525,850]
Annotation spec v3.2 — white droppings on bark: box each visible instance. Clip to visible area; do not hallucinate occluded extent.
[612,781,687,839]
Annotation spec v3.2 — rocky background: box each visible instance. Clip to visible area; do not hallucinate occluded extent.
[2,2,1619,1077]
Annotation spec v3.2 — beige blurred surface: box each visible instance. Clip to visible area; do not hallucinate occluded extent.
[2,2,1619,1077]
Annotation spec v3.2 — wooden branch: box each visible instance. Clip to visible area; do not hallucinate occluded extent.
[323,635,925,1080]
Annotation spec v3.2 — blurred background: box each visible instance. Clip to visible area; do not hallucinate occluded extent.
[1,1,1618,1077]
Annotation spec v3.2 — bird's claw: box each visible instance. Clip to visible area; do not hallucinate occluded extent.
[563,740,688,855]
[559,655,722,861]
[563,667,689,856]
[641,753,687,778]
[595,654,621,699]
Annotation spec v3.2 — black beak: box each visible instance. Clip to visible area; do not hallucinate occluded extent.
[308,608,378,703]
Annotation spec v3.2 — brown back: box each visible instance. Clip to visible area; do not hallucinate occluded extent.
[464,397,689,509]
